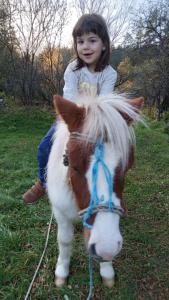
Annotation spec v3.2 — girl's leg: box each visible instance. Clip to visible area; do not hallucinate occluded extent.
[23,124,56,204]
[37,124,56,187]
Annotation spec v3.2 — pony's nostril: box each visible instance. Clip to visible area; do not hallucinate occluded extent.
[89,244,105,262]
[118,241,122,250]
[89,243,97,256]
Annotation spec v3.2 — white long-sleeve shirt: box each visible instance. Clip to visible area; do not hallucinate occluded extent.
[63,60,117,102]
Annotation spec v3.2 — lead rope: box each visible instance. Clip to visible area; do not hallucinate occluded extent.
[24,212,53,300]
[86,255,94,300]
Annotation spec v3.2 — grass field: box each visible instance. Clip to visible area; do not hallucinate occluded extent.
[0,108,169,300]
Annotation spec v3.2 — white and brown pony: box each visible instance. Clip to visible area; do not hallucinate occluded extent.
[47,94,144,288]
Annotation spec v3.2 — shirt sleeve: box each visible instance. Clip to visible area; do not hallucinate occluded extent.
[99,66,117,95]
[63,63,78,102]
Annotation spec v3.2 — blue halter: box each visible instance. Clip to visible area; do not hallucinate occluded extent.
[83,142,118,229]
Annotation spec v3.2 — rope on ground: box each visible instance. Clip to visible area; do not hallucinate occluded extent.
[86,255,94,300]
[24,212,53,300]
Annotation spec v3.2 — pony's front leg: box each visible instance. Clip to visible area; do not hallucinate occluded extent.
[100,261,115,288]
[55,216,74,287]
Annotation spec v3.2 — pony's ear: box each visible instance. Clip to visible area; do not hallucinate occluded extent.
[121,97,144,125]
[53,95,85,131]
[127,97,144,109]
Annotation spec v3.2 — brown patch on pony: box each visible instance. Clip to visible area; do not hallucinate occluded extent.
[67,139,95,225]
[114,165,127,215]
[114,145,135,216]
[67,139,93,209]
[53,95,85,132]
[127,145,135,170]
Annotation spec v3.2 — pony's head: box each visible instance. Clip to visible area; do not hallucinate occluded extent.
[53,94,144,261]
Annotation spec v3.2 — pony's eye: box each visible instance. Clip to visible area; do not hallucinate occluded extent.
[72,165,79,172]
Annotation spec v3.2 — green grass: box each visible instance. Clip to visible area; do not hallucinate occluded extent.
[0,109,169,300]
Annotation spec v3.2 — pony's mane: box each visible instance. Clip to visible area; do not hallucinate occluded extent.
[79,94,143,170]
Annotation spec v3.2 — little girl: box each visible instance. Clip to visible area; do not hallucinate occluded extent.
[23,13,117,204]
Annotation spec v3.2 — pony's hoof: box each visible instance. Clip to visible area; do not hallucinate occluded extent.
[55,276,67,287]
[102,277,115,288]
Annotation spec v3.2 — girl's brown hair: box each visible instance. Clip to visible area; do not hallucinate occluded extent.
[72,14,110,72]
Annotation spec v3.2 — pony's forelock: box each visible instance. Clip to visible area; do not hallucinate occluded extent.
[80,94,144,170]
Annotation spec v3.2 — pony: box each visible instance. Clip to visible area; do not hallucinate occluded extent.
[47,93,144,288]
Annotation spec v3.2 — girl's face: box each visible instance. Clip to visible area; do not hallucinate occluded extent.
[76,32,105,72]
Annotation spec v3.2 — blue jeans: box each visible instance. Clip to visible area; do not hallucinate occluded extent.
[37,124,56,187]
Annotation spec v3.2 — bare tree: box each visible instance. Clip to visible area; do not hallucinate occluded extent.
[37,1,71,103]
[73,0,134,45]
[5,0,69,105]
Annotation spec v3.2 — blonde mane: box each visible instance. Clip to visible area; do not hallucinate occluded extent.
[80,94,143,170]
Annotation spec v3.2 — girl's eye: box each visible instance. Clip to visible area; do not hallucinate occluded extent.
[90,39,96,43]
